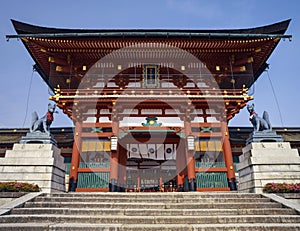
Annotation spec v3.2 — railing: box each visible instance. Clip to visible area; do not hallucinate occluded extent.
[77,172,110,188]
[196,172,228,188]
[195,162,226,168]
[56,87,248,98]
[195,161,229,190]
[79,162,110,169]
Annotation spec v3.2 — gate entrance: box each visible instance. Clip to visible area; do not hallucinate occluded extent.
[126,156,177,192]
[117,130,184,192]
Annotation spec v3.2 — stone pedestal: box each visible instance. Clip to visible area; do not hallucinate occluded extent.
[246,131,283,145]
[20,132,57,146]
[237,142,300,193]
[0,144,65,193]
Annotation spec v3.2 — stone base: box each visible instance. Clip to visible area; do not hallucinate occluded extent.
[0,144,65,193]
[237,142,300,193]
[246,131,283,145]
[20,132,57,146]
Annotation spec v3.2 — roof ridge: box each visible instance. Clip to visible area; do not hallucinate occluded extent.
[10,19,291,36]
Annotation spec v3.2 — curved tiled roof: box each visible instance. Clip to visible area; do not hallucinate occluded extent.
[10,19,291,38]
[7,20,292,91]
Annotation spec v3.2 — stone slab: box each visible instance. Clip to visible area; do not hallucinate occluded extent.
[0,165,66,175]
[239,171,300,181]
[0,172,65,184]
[237,162,300,174]
[5,150,65,160]
[239,151,300,165]
[3,192,300,231]
[6,143,60,154]
[237,164,300,175]
[1,223,300,231]
[246,131,284,144]
[0,192,28,198]
[0,198,14,207]
[0,192,43,215]
[238,143,300,168]
[242,142,292,154]
[238,179,300,193]
[278,193,300,200]
[0,158,65,171]
[20,132,57,146]
[0,179,64,189]
[238,180,300,194]
[238,142,300,193]
[0,144,65,193]
[263,193,300,213]
[237,161,300,172]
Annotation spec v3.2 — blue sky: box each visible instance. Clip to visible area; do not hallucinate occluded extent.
[0,0,299,128]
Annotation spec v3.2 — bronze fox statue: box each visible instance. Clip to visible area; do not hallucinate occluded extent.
[247,103,272,131]
[30,103,57,135]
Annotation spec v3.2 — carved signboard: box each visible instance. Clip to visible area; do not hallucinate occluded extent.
[143,64,159,88]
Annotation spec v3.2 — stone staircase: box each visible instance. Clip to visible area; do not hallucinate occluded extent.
[0,192,300,230]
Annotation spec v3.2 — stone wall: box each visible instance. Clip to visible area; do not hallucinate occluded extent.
[0,144,65,193]
[237,142,300,193]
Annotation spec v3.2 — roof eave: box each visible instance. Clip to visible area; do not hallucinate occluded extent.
[7,19,292,39]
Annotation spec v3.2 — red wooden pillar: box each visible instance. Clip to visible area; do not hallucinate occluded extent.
[176,139,186,192]
[69,122,82,192]
[184,120,196,191]
[110,120,119,192]
[118,144,127,192]
[221,121,237,190]
[137,173,141,192]
[159,170,163,192]
[177,173,185,192]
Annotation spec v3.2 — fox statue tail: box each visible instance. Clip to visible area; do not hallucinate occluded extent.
[30,111,39,132]
[262,111,272,130]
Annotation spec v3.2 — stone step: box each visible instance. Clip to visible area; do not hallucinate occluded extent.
[34,196,271,203]
[1,192,299,230]
[23,201,283,209]
[3,223,300,231]
[46,192,263,199]
[1,214,300,224]
[11,207,297,216]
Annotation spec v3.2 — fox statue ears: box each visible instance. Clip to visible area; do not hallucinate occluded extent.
[48,103,56,109]
[247,103,255,108]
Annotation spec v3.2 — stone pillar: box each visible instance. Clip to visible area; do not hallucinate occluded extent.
[0,144,65,193]
[221,122,237,190]
[237,142,300,193]
[69,122,82,192]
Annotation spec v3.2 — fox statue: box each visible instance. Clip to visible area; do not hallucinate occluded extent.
[30,103,57,136]
[247,103,272,132]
